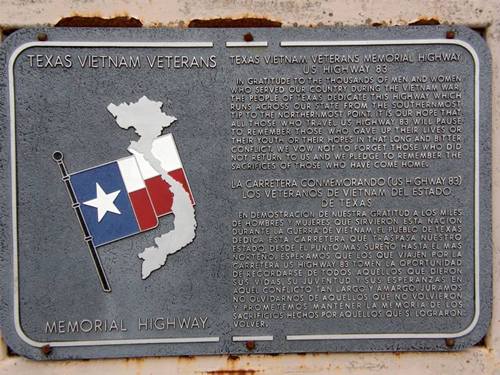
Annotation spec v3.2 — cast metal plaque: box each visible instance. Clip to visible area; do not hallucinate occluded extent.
[0,27,491,359]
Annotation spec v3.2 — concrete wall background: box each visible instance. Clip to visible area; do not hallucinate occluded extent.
[0,0,499,373]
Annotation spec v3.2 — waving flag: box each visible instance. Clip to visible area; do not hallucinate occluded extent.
[70,157,157,246]
[69,134,194,247]
[54,134,194,292]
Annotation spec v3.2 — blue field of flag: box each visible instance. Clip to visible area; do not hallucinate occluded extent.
[70,162,140,246]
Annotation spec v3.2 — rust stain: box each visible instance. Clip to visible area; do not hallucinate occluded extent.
[204,371,257,375]
[6,346,19,357]
[371,21,388,27]
[1,28,19,38]
[177,355,196,371]
[41,344,52,356]
[475,336,487,347]
[245,341,256,351]
[55,16,143,28]
[134,357,144,375]
[446,30,456,39]
[408,17,441,26]
[178,355,196,360]
[188,17,281,28]
[228,354,240,361]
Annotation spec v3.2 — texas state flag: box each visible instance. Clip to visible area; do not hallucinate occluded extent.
[70,134,194,247]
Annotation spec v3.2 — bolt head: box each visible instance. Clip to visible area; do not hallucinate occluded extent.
[37,32,48,41]
[245,340,255,350]
[41,344,52,355]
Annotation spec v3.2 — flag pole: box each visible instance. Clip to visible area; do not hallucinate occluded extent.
[52,151,112,293]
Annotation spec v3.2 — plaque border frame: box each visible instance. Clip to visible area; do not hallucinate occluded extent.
[7,37,481,348]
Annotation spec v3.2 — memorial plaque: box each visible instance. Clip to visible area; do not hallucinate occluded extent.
[0,27,491,359]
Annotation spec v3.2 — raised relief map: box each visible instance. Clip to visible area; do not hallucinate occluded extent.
[108,96,197,279]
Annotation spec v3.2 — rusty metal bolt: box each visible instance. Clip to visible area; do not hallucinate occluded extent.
[446,30,455,39]
[245,340,255,350]
[41,344,52,355]
[243,32,254,42]
[445,338,455,347]
[37,32,48,41]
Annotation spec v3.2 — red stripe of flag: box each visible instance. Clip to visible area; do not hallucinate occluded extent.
[169,168,194,205]
[129,189,158,231]
[145,176,172,216]
[144,168,194,217]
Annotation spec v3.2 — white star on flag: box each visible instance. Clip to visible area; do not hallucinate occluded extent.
[83,183,121,222]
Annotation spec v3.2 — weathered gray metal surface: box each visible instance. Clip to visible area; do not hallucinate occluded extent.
[0,26,491,360]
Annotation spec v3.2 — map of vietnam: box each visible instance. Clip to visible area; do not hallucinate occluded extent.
[107,96,197,279]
